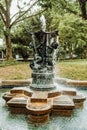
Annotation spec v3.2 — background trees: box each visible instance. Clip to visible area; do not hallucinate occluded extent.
[45,0,87,59]
[11,16,41,60]
[0,0,87,60]
[0,0,46,60]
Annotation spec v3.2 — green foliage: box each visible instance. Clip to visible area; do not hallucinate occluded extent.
[11,19,36,60]
[49,10,87,59]
[74,46,84,58]
[38,0,52,9]
[12,44,32,61]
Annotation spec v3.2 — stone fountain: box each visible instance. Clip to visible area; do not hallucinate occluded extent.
[29,30,58,90]
[2,16,86,123]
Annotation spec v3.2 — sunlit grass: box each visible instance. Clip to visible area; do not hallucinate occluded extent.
[0,59,87,80]
[56,59,87,80]
[0,62,32,80]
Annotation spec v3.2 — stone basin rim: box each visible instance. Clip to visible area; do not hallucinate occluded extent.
[0,78,87,88]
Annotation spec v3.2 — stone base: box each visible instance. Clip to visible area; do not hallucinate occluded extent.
[52,109,73,116]
[9,107,29,114]
[75,102,84,108]
[31,71,55,90]
[7,96,29,114]
[2,86,86,123]
[2,92,16,102]
[28,114,49,123]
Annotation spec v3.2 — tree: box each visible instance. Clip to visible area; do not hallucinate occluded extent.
[47,7,87,59]
[78,0,87,19]
[11,16,42,60]
[40,0,87,19]
[0,0,47,60]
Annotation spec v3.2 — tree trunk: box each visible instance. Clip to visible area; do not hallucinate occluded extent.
[69,49,73,59]
[67,42,73,59]
[4,29,13,61]
[85,45,87,58]
[5,0,13,61]
[79,0,87,19]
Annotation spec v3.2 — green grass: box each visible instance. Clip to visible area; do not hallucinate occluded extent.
[0,61,32,80]
[0,59,87,80]
[56,59,87,80]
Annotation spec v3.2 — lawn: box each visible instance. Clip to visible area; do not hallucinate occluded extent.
[56,59,87,80]
[0,59,87,80]
[0,61,32,80]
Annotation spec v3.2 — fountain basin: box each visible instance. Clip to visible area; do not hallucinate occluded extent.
[71,95,86,108]
[2,86,86,122]
[0,88,87,130]
[52,95,75,116]
[26,102,51,122]
[7,97,28,114]
[62,89,77,96]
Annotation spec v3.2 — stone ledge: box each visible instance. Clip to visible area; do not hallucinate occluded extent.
[1,79,31,88]
[0,78,87,88]
[67,80,87,87]
[55,77,87,87]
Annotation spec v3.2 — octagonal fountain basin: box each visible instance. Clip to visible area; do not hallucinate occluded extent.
[2,84,86,124]
[0,86,87,130]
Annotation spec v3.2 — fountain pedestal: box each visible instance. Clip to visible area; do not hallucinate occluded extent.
[30,71,55,90]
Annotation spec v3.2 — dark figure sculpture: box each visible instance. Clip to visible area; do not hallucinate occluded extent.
[29,30,59,90]
[29,30,59,71]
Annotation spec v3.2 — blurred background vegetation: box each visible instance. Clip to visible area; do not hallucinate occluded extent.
[0,0,87,61]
